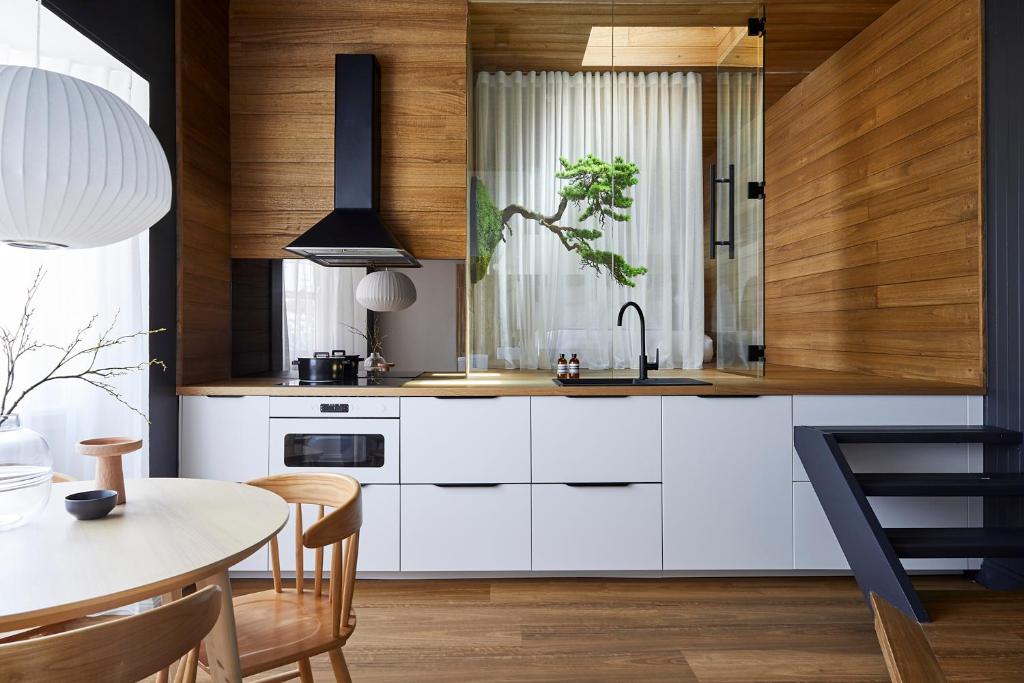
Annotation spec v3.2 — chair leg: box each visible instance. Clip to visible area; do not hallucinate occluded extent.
[328,648,352,683]
[174,647,198,683]
[298,657,315,683]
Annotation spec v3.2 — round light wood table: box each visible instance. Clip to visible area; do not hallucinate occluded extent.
[0,478,289,683]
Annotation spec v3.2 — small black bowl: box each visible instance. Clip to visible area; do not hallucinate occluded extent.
[64,489,118,520]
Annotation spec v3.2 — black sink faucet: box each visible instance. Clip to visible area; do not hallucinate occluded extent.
[617,301,659,381]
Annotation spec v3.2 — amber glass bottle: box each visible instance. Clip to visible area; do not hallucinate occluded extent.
[556,354,569,379]
[568,353,580,378]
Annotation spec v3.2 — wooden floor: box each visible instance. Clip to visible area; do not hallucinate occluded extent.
[176,575,1024,682]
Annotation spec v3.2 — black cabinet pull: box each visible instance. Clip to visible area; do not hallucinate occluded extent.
[432,483,501,488]
[565,482,632,487]
[434,396,499,400]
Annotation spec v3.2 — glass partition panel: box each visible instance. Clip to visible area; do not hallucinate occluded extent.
[713,9,765,376]
[467,1,765,377]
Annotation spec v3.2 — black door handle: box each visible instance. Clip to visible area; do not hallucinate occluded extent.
[709,163,736,260]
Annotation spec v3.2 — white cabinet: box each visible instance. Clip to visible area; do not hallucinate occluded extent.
[793,482,969,570]
[662,396,793,570]
[276,484,400,574]
[531,397,661,483]
[792,395,978,571]
[180,396,270,482]
[531,484,662,571]
[400,397,530,483]
[401,484,531,571]
[792,396,979,481]
[179,395,270,571]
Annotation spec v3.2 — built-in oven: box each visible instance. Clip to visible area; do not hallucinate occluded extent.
[268,397,399,483]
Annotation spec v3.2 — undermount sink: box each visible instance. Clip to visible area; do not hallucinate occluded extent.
[553,377,712,387]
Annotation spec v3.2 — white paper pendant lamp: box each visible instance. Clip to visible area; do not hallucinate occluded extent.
[355,270,417,312]
[0,65,172,249]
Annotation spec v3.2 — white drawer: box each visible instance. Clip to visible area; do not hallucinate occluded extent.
[531,396,661,483]
[268,417,399,484]
[793,482,970,571]
[269,396,399,418]
[792,396,977,481]
[400,397,530,483]
[277,483,400,574]
[532,484,662,571]
[401,484,531,571]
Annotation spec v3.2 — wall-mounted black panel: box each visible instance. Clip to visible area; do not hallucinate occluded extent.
[232,260,284,377]
[981,0,1024,588]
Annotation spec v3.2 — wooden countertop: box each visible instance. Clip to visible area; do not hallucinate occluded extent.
[177,366,984,397]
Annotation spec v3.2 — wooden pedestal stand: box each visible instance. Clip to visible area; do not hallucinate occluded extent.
[76,437,143,505]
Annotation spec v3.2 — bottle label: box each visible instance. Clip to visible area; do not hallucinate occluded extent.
[568,364,580,378]
[557,363,568,375]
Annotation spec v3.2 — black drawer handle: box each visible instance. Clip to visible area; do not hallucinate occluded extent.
[434,396,499,400]
[566,395,630,399]
[432,483,501,488]
[565,482,633,487]
[697,395,762,399]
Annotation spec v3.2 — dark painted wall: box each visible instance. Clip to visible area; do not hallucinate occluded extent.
[981,0,1024,587]
[232,260,283,377]
[45,0,178,477]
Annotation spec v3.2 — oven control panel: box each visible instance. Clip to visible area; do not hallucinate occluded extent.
[269,396,399,418]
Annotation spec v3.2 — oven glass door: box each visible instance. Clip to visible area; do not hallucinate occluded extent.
[284,433,385,468]
[269,418,399,483]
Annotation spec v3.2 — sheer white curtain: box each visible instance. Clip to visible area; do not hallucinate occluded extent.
[282,260,367,365]
[0,0,151,480]
[472,70,704,370]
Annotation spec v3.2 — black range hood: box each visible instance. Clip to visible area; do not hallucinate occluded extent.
[284,55,420,268]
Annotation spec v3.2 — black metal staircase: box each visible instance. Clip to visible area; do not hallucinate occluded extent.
[794,425,1024,622]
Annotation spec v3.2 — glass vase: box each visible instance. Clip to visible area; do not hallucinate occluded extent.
[0,414,52,530]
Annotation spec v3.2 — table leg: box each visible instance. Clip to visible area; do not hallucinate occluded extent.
[197,570,242,683]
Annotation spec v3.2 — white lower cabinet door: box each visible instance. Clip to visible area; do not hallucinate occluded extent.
[179,395,270,571]
[793,482,970,571]
[277,483,400,574]
[662,396,794,570]
[400,397,531,484]
[401,484,531,571]
[531,396,662,483]
[531,484,662,571]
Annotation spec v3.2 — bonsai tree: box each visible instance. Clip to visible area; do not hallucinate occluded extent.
[473,154,648,287]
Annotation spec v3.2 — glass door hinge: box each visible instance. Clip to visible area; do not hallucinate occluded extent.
[747,345,765,362]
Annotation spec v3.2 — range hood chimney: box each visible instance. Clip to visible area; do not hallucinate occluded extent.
[284,55,420,268]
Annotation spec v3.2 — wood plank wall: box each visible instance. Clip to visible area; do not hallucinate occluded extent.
[176,0,233,384]
[228,0,468,260]
[763,0,983,386]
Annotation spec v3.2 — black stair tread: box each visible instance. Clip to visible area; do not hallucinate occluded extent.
[857,472,1024,496]
[886,527,1024,558]
[809,425,1022,445]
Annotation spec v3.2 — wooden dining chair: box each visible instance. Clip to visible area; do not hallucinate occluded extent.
[195,473,362,683]
[0,585,220,682]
